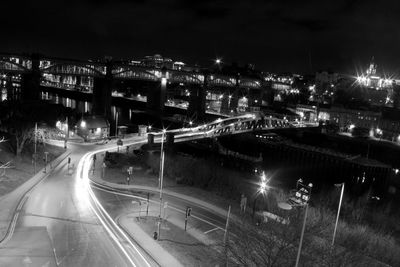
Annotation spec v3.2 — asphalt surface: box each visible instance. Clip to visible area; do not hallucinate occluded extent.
[0,144,133,267]
[92,186,228,236]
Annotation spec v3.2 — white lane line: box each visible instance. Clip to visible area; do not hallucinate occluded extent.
[204,227,220,234]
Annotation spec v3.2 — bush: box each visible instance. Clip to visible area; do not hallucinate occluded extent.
[143,151,242,199]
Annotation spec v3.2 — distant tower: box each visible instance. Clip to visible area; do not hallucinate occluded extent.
[366,56,377,75]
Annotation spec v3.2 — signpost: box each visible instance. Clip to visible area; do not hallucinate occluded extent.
[146,192,150,216]
[185,207,192,231]
[92,154,97,174]
[102,162,106,178]
[117,139,123,152]
[293,179,313,267]
[163,201,168,219]
[43,152,49,173]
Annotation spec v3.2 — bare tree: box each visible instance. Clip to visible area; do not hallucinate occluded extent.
[223,212,302,267]
[0,137,13,176]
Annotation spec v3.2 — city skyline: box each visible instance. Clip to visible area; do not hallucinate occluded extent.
[2,0,400,74]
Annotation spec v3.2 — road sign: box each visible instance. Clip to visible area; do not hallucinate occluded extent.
[117,139,123,146]
[185,207,192,231]
[186,207,192,217]
[163,201,168,209]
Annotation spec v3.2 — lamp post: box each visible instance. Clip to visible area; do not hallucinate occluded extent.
[332,183,345,247]
[157,129,166,240]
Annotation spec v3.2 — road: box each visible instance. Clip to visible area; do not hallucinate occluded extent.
[91,184,228,238]
[0,142,151,267]
[0,126,234,267]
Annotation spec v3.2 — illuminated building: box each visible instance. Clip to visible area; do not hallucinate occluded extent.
[76,116,110,141]
[355,57,396,89]
[140,54,189,71]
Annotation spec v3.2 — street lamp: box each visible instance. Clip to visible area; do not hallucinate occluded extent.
[80,120,86,128]
[252,171,269,218]
[157,129,167,239]
[215,58,221,65]
[332,183,345,247]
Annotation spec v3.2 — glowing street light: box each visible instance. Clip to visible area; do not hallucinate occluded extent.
[80,120,86,128]
[253,171,269,218]
[349,124,355,130]
[215,58,221,64]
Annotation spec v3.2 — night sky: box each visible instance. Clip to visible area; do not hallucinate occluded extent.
[2,0,400,74]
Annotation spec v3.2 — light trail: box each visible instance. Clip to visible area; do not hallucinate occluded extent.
[90,182,225,232]
[75,141,152,267]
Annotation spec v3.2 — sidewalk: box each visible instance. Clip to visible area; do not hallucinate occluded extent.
[118,209,224,267]
[0,150,70,244]
[118,214,183,267]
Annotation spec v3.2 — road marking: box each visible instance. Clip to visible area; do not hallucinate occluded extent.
[204,227,220,234]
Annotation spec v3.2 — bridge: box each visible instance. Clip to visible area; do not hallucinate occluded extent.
[0,53,267,120]
[148,114,317,145]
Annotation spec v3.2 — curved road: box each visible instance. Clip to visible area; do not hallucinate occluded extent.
[0,126,235,267]
[0,143,149,267]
